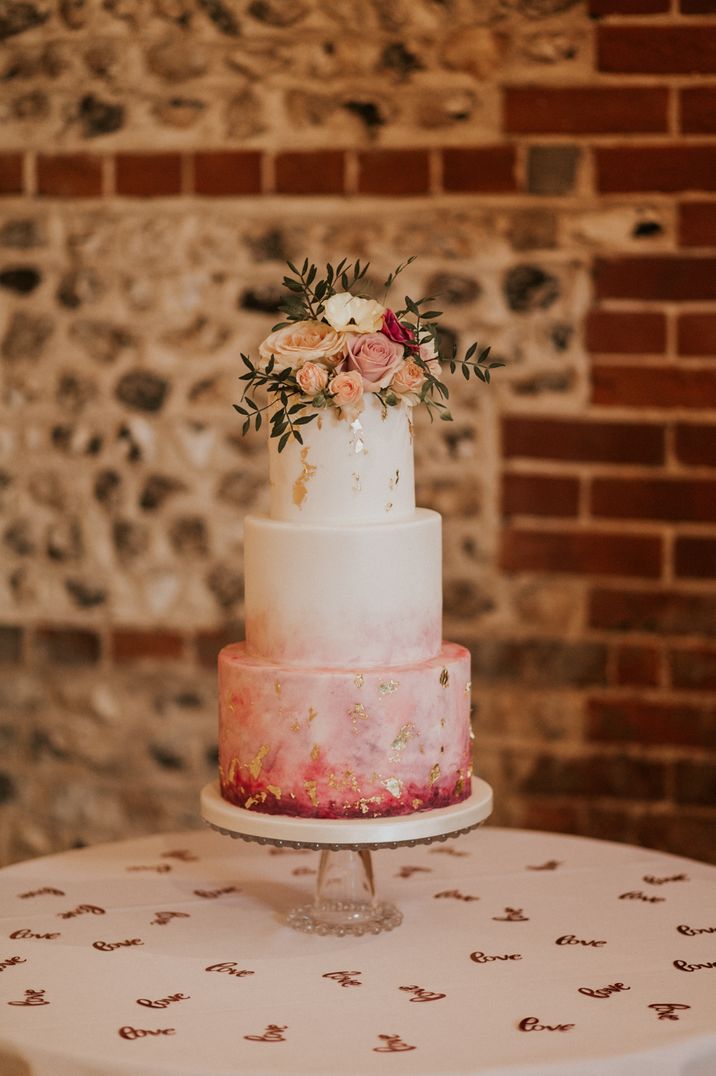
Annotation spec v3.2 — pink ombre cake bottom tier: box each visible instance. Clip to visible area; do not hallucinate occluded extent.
[218,641,472,819]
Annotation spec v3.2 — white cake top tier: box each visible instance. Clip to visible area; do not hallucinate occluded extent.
[268,394,415,525]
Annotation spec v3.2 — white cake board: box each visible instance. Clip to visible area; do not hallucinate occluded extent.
[200,778,493,850]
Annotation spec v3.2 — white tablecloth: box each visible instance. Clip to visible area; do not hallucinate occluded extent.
[0,825,714,1075]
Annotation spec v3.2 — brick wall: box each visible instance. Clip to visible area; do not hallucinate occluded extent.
[0,0,714,865]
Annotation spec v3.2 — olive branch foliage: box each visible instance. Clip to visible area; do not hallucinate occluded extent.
[234,257,503,452]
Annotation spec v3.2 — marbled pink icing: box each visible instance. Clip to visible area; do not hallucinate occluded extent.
[219,642,472,819]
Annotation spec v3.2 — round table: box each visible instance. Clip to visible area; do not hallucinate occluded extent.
[0,825,714,1075]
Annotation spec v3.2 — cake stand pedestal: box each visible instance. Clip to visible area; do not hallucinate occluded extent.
[200,779,493,936]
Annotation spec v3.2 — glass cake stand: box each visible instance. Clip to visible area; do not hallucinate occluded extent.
[200,778,493,936]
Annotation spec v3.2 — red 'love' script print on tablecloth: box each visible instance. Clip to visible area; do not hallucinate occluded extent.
[0,827,714,1075]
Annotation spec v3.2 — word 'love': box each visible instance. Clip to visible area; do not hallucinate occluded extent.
[434,889,479,902]
[137,994,190,1010]
[58,904,105,919]
[556,935,606,947]
[244,1025,287,1042]
[151,911,190,926]
[673,959,716,973]
[205,962,254,977]
[619,891,664,903]
[323,971,362,988]
[374,1034,416,1052]
[19,888,64,899]
[677,924,715,936]
[194,886,240,899]
[10,929,59,941]
[119,1026,175,1040]
[643,873,688,886]
[93,938,144,952]
[399,985,446,1002]
[7,989,48,1007]
[649,1003,690,1021]
[0,956,27,973]
[470,950,521,964]
[518,1017,574,1033]
[578,982,630,999]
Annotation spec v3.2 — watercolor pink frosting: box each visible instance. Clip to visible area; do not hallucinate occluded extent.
[219,642,472,819]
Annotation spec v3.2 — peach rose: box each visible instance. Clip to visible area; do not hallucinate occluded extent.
[329,370,364,410]
[258,320,345,370]
[323,292,385,334]
[391,359,426,399]
[296,361,328,395]
[344,332,405,392]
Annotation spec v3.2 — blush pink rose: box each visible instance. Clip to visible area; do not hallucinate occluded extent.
[329,370,364,408]
[344,332,405,392]
[296,361,328,395]
[419,341,441,378]
[382,309,417,349]
[391,359,426,397]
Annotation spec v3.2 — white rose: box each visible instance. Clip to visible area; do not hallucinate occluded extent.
[323,292,385,334]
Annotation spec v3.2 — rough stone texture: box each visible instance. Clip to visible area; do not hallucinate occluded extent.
[0,0,714,867]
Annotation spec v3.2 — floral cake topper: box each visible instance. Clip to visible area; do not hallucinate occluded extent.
[235,258,501,451]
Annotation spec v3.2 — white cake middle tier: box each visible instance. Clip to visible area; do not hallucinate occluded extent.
[244,508,442,668]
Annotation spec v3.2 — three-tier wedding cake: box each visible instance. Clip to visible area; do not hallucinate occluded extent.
[217,259,498,820]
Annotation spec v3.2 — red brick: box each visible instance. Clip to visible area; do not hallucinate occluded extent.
[586,310,666,355]
[674,535,716,578]
[196,625,242,668]
[111,629,184,662]
[589,586,716,635]
[503,86,667,135]
[679,202,716,246]
[356,150,429,195]
[512,800,582,835]
[503,417,665,466]
[675,423,716,467]
[682,0,716,13]
[595,256,716,301]
[472,639,607,686]
[678,314,716,356]
[637,812,716,864]
[671,646,716,691]
[590,0,669,11]
[275,151,345,195]
[591,477,716,523]
[116,153,182,197]
[34,627,101,664]
[501,528,662,578]
[612,644,661,687]
[596,146,716,194]
[674,759,716,806]
[598,24,716,74]
[0,154,23,195]
[0,625,22,663]
[681,87,716,134]
[37,154,102,198]
[593,365,716,408]
[502,473,579,517]
[518,751,667,800]
[587,697,715,747]
[442,146,517,192]
[193,151,261,195]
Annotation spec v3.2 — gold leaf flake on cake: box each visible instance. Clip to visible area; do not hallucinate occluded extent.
[350,417,367,455]
[274,680,282,697]
[389,469,400,489]
[469,725,475,741]
[408,419,414,441]
[454,772,464,797]
[307,706,318,723]
[429,763,440,785]
[225,689,235,714]
[266,784,282,799]
[382,777,403,798]
[310,744,320,762]
[247,744,269,780]
[349,701,367,733]
[228,757,240,784]
[412,797,422,809]
[464,680,472,695]
[304,780,318,807]
[289,719,301,733]
[352,472,362,492]
[439,668,449,687]
[385,501,393,512]
[292,446,317,508]
[378,679,399,696]
[439,717,446,728]
[354,673,364,688]
[390,722,418,758]
[467,764,474,777]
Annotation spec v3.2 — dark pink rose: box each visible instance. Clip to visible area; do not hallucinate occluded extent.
[344,332,405,392]
[381,309,417,348]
